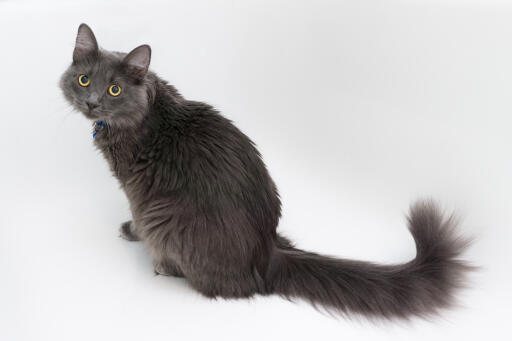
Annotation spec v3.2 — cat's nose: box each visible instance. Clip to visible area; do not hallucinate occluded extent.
[86,101,99,110]
[86,92,100,111]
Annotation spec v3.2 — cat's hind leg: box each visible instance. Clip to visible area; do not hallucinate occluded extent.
[119,220,142,241]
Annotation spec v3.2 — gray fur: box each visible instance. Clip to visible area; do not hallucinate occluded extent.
[60,24,473,320]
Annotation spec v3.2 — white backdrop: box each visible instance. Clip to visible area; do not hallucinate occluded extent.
[1,0,510,340]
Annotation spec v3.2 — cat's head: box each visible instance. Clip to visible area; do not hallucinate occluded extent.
[60,24,152,127]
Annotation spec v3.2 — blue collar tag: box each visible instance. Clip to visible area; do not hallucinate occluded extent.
[93,120,106,138]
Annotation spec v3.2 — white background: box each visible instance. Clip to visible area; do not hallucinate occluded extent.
[1,0,510,339]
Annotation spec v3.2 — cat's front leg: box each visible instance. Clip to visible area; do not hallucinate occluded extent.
[119,220,142,241]
[154,259,184,277]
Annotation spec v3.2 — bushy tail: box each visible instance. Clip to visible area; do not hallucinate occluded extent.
[266,201,473,319]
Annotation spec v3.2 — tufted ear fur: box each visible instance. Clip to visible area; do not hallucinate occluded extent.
[73,23,99,63]
[122,45,151,81]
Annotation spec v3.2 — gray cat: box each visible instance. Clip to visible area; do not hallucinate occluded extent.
[60,23,473,320]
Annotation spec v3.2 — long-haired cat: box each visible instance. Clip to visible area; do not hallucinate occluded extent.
[60,24,472,320]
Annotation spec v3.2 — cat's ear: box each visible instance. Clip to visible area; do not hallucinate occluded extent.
[73,23,99,63]
[122,45,151,81]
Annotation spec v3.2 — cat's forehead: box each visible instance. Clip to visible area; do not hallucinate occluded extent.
[77,50,126,77]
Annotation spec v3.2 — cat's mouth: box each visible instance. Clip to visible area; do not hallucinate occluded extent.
[83,109,101,120]
[80,105,107,120]
[72,100,101,120]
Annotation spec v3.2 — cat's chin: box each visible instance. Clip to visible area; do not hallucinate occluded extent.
[82,110,102,120]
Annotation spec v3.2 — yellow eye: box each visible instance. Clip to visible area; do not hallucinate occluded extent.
[108,84,122,97]
[78,74,90,87]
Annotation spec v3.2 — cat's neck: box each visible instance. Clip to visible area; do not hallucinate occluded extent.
[93,117,150,182]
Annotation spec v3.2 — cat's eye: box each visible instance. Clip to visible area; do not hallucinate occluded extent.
[108,84,122,97]
[78,74,90,87]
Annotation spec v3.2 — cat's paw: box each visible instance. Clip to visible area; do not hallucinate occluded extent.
[154,262,184,277]
[119,221,141,241]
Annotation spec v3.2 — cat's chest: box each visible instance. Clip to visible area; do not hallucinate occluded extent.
[93,126,177,194]
[94,136,139,182]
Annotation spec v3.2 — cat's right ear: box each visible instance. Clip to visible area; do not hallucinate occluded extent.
[73,23,99,63]
[121,45,151,81]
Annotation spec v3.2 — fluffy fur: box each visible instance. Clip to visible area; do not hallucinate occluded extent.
[60,24,473,320]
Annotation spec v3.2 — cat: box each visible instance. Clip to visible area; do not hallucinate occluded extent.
[60,23,473,320]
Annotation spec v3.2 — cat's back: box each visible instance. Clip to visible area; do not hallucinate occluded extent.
[136,95,269,197]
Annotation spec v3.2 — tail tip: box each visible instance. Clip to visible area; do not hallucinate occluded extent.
[408,199,472,259]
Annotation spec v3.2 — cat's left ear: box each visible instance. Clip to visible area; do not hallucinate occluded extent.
[73,23,99,63]
[122,45,151,81]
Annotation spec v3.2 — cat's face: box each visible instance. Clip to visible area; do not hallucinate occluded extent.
[60,24,152,127]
